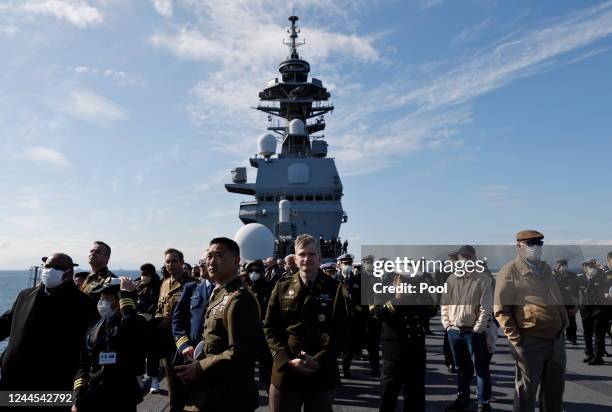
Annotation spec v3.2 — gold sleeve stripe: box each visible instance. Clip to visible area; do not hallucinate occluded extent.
[119,298,136,309]
[73,378,88,389]
[176,336,190,349]
[384,301,396,313]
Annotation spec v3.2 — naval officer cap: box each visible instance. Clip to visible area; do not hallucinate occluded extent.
[320,262,337,270]
[337,253,354,263]
[581,258,597,266]
[362,255,375,263]
[516,230,544,242]
[91,277,122,295]
[556,258,568,265]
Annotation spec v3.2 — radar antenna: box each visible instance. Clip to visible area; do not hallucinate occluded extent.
[283,15,305,59]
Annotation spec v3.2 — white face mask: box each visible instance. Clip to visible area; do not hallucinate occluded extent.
[97,299,117,319]
[41,268,66,288]
[249,271,261,282]
[522,245,542,262]
[341,265,353,276]
[586,267,597,278]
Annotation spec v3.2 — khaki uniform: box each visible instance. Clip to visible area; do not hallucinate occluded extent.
[264,270,348,393]
[81,267,116,297]
[494,256,569,412]
[155,273,196,412]
[184,276,260,412]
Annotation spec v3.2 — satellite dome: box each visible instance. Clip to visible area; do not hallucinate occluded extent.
[257,134,276,158]
[234,223,275,262]
[288,119,306,136]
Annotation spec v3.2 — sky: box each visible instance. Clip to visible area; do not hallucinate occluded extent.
[1,0,611,269]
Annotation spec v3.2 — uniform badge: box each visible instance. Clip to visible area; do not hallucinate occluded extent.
[288,289,295,297]
[318,314,326,322]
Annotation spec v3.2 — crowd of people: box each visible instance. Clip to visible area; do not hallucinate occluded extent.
[0,230,611,412]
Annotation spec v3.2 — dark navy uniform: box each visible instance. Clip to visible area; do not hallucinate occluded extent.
[552,267,579,342]
[370,278,434,412]
[74,289,143,412]
[578,271,610,363]
[336,269,366,377]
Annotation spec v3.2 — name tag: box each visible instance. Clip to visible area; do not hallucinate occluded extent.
[99,352,117,365]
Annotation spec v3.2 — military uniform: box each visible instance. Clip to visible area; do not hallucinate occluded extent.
[336,269,366,377]
[371,279,434,412]
[74,290,143,412]
[183,276,261,412]
[552,268,579,342]
[155,272,197,412]
[578,271,610,363]
[81,267,117,297]
[264,269,348,410]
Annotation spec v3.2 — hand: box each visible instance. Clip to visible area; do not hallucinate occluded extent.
[299,351,320,372]
[175,360,200,384]
[287,357,316,375]
[71,405,78,412]
[182,346,195,360]
[120,277,135,292]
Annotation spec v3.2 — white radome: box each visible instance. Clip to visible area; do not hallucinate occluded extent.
[258,133,277,158]
[288,119,306,135]
[234,223,275,262]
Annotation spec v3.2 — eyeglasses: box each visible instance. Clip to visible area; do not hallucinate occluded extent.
[523,239,544,247]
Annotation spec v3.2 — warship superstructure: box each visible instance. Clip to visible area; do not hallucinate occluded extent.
[226,15,347,259]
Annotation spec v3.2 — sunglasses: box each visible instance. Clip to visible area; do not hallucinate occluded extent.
[523,239,544,247]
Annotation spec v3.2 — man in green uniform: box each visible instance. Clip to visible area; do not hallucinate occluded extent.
[175,238,260,412]
[264,234,349,412]
[81,241,117,298]
[155,248,197,412]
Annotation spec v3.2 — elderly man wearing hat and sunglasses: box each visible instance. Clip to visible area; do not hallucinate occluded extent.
[494,230,573,412]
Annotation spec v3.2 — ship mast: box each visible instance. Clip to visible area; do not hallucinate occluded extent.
[255,15,334,157]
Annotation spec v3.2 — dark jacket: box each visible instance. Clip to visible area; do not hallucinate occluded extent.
[578,272,610,313]
[370,283,434,360]
[172,280,213,354]
[0,281,98,392]
[184,277,260,412]
[134,275,161,319]
[264,270,348,392]
[74,291,144,411]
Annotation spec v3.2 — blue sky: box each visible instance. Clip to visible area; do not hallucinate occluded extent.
[1,0,611,269]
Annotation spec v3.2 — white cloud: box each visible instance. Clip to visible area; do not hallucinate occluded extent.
[328,1,612,175]
[21,0,103,28]
[0,25,20,36]
[151,0,173,18]
[64,89,127,125]
[21,146,71,167]
[69,66,147,86]
[451,18,494,45]
[151,1,612,178]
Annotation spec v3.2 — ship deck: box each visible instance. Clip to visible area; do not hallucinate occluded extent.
[138,315,612,411]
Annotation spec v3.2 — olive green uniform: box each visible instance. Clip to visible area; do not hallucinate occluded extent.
[81,267,116,298]
[184,276,260,412]
[264,269,348,407]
